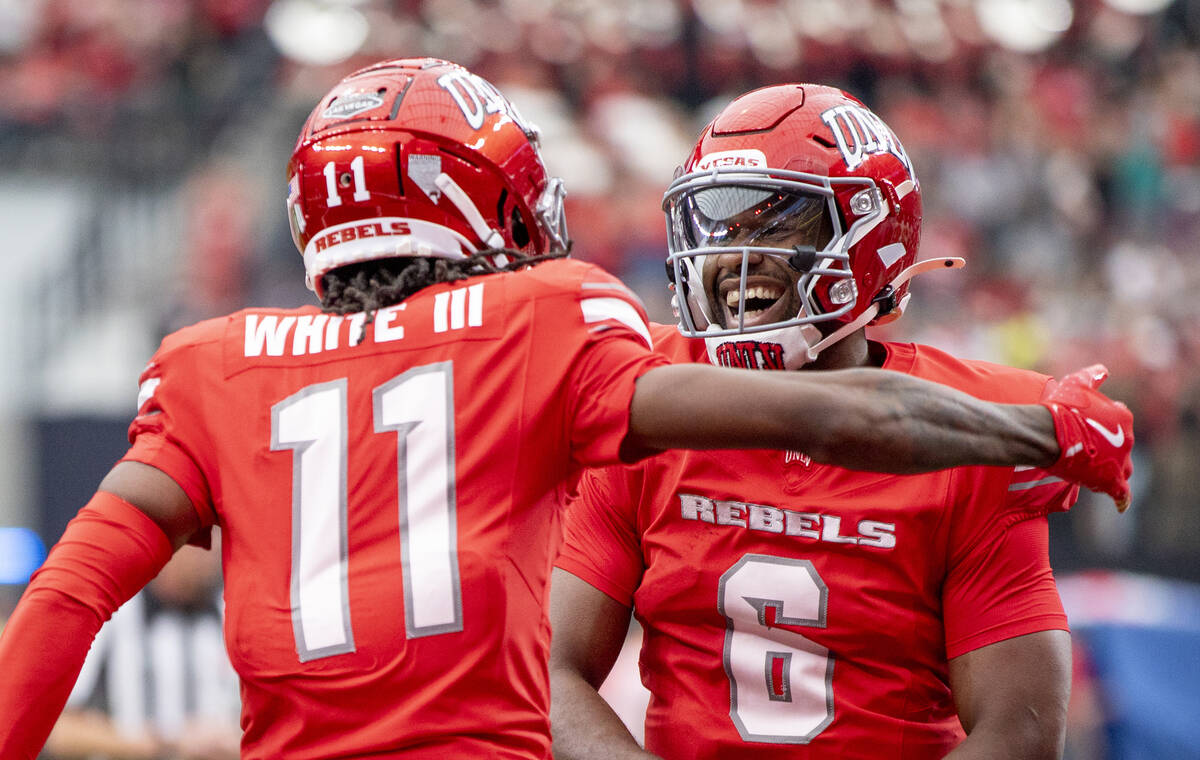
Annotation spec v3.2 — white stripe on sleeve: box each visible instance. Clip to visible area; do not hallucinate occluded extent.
[580,297,653,349]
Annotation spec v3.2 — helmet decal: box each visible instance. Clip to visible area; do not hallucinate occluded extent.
[820,103,914,178]
[436,67,534,135]
[407,154,443,202]
[695,149,768,171]
[321,91,385,120]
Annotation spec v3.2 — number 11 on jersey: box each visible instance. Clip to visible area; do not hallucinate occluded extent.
[272,362,463,663]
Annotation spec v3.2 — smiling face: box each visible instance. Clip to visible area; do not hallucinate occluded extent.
[684,188,834,330]
[701,249,803,329]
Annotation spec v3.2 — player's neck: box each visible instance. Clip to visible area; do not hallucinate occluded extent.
[800,330,874,371]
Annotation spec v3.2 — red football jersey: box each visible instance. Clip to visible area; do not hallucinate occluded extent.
[121,259,666,760]
[556,325,1078,760]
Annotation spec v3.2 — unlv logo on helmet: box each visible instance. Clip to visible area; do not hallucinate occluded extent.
[437,68,532,134]
[820,103,913,177]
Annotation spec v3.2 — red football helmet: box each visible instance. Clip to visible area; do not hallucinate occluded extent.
[664,84,959,367]
[287,58,569,297]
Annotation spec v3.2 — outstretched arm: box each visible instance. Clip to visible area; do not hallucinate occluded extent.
[625,363,1132,508]
[0,462,198,759]
[549,569,661,760]
[627,363,1055,470]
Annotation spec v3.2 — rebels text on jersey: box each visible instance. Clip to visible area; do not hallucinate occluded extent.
[556,326,1077,760]
[122,259,666,760]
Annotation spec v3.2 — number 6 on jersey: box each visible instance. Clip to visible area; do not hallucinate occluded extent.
[719,554,834,743]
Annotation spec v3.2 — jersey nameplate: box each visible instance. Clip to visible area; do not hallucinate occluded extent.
[243,283,487,358]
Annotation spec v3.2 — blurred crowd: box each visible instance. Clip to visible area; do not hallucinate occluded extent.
[1,0,1198,579]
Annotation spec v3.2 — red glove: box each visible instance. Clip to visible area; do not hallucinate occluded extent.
[1039,364,1134,512]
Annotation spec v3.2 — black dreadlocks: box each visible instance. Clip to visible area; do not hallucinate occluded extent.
[319,249,569,316]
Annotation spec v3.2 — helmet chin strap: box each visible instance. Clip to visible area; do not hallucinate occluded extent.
[434,172,506,251]
[702,256,965,370]
[801,256,965,362]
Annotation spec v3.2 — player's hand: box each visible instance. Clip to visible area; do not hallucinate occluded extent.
[1039,364,1133,512]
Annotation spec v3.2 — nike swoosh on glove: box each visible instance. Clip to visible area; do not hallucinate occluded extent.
[1040,364,1134,512]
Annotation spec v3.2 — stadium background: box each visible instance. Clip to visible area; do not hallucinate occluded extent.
[0,0,1197,757]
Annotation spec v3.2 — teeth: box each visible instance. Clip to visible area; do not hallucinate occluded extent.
[726,285,783,309]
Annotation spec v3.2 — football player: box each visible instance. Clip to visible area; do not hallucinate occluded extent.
[0,65,1130,760]
[549,84,1130,760]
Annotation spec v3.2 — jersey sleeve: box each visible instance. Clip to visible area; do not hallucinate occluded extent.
[120,347,217,532]
[558,266,670,468]
[942,468,1068,660]
[1005,466,1079,515]
[555,465,645,608]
